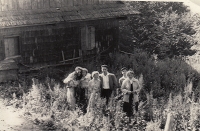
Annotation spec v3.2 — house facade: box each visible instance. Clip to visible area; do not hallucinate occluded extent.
[0,0,139,68]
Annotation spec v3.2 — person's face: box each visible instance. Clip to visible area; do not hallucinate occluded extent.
[127,73,134,79]
[101,67,108,74]
[121,69,127,75]
[76,69,82,76]
[82,70,87,77]
[93,73,99,79]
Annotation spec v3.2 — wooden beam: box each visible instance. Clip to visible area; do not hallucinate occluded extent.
[60,57,81,63]
[120,50,134,55]
[61,51,65,63]
[73,49,75,63]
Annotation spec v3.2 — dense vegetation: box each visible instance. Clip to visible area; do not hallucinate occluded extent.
[1,51,200,130]
[1,1,200,131]
[119,2,198,59]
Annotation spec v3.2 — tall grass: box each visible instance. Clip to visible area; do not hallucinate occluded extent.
[1,51,200,130]
[108,52,200,100]
[19,78,148,130]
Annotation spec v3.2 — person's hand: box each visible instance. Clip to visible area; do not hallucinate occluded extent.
[127,91,133,94]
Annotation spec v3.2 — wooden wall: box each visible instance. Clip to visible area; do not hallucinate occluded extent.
[20,27,80,65]
[0,23,80,65]
[0,0,108,11]
[0,37,4,60]
[0,19,119,66]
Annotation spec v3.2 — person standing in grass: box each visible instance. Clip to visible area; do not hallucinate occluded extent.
[77,71,102,126]
[119,67,128,87]
[115,67,128,100]
[79,68,91,113]
[63,66,82,110]
[99,65,118,105]
[87,71,101,113]
[121,70,141,123]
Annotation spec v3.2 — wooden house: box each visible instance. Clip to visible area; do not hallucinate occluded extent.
[0,0,139,69]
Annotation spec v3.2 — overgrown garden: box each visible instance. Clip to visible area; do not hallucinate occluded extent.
[1,1,200,131]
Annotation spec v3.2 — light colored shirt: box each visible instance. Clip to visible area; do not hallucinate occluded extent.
[102,73,110,89]
[129,78,133,84]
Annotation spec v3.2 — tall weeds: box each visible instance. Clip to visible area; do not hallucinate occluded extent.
[1,51,200,130]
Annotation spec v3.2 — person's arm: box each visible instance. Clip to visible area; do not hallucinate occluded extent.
[112,74,118,89]
[99,76,103,89]
[86,73,92,80]
[63,72,75,84]
[134,80,141,94]
[121,80,132,94]
[118,78,122,95]
[119,78,122,87]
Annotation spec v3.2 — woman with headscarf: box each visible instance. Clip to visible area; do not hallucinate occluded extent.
[77,71,101,126]
[87,71,101,113]
[63,66,83,110]
[121,70,141,123]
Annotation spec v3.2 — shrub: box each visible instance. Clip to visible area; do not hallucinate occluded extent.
[111,52,200,99]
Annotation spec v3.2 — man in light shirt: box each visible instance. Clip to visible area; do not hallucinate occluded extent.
[99,65,118,105]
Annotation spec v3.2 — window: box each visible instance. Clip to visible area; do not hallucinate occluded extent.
[81,26,95,50]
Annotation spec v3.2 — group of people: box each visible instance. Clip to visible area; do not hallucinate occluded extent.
[63,65,141,122]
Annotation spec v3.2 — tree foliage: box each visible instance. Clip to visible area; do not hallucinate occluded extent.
[119,2,197,59]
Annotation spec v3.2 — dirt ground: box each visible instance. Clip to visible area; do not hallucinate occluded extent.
[0,99,41,131]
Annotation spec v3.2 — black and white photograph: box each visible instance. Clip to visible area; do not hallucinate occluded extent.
[0,0,200,130]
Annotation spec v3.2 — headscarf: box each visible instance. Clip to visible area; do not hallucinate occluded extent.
[92,71,99,78]
[126,70,134,76]
[75,66,82,71]
[81,68,88,73]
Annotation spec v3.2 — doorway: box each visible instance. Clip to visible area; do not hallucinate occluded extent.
[4,36,19,58]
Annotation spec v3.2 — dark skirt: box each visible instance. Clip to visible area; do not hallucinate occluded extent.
[77,88,87,113]
[135,101,139,112]
[123,102,133,117]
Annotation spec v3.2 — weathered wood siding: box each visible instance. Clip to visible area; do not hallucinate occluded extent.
[0,19,119,66]
[0,0,107,11]
[0,23,80,65]
[0,37,4,60]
